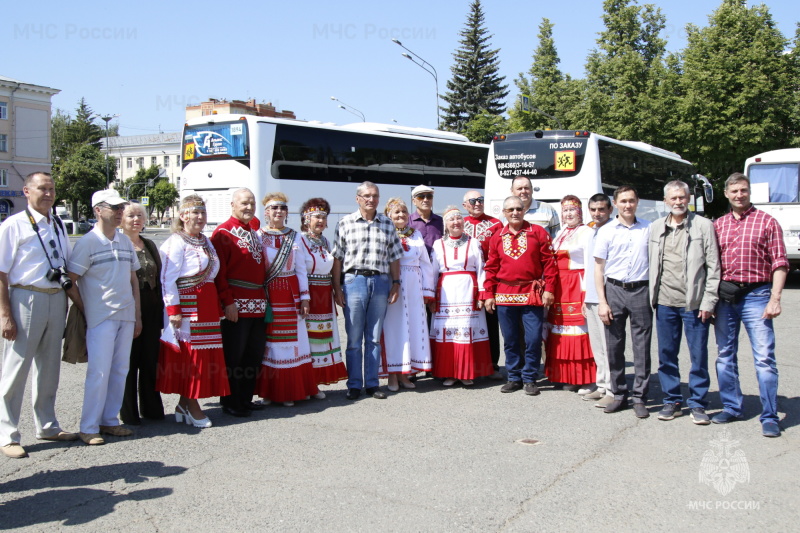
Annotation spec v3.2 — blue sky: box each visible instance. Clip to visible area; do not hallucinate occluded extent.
[5,0,797,136]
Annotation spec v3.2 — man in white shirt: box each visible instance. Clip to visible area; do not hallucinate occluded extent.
[0,172,80,459]
[593,186,652,418]
[68,190,142,446]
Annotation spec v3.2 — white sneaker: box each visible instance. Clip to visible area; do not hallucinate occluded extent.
[313,391,326,400]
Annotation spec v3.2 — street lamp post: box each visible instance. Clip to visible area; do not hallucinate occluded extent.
[392,39,439,128]
[97,114,119,188]
[330,96,366,122]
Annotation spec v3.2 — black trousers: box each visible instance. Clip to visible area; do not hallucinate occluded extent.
[120,287,165,423]
[220,316,266,409]
[604,283,652,402]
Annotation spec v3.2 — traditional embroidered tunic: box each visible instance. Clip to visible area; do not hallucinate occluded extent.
[482,222,558,304]
[464,213,501,257]
[211,216,266,317]
[157,232,230,399]
[380,229,434,376]
[256,227,318,402]
[299,233,348,385]
[544,224,597,385]
[429,235,493,379]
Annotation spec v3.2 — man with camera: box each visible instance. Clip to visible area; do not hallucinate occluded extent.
[0,172,80,459]
[68,190,142,446]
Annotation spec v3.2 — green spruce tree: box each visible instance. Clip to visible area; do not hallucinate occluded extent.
[440,0,508,133]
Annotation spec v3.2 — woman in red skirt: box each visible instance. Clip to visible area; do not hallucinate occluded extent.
[157,195,230,428]
[544,195,596,390]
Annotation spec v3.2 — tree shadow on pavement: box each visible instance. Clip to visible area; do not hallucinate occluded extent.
[0,461,185,528]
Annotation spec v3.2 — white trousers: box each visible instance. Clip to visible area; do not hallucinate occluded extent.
[80,319,134,433]
[585,303,611,394]
[0,288,67,445]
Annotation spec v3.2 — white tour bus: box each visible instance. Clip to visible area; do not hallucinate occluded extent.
[744,148,800,270]
[180,114,489,236]
[484,130,711,223]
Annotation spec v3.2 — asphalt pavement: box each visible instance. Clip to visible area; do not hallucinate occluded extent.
[0,232,797,532]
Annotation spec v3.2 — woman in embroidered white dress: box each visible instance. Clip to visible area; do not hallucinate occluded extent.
[256,192,319,406]
[429,206,493,386]
[157,195,230,429]
[544,195,596,390]
[298,197,348,393]
[379,198,434,392]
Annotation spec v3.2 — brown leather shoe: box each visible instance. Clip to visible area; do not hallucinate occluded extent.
[99,425,133,437]
[39,431,80,441]
[1,443,28,458]
[79,433,105,445]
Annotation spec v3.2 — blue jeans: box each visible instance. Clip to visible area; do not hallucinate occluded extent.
[655,305,710,408]
[497,305,543,383]
[714,284,779,423]
[342,273,390,390]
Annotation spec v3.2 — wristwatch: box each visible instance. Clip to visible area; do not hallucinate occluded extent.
[392,279,401,285]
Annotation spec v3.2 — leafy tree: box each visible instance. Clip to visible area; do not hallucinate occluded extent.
[440,0,508,133]
[463,111,506,144]
[151,180,180,221]
[118,165,161,202]
[578,0,668,141]
[676,0,795,207]
[508,18,568,132]
[53,144,112,218]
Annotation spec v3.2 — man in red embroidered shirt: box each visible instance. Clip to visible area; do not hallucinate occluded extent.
[712,173,788,437]
[463,190,503,379]
[482,196,557,395]
[211,188,267,418]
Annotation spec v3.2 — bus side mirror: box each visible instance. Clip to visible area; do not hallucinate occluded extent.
[693,174,713,203]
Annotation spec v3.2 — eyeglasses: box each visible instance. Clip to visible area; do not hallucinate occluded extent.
[415,194,434,200]
[267,205,288,211]
[100,203,125,212]
[49,239,60,260]
[504,207,524,213]
[359,194,379,200]
[467,197,485,205]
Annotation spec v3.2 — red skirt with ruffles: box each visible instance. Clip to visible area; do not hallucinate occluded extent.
[431,340,493,380]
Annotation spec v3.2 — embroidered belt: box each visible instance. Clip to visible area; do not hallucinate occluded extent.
[11,284,61,294]
[228,278,263,290]
[307,274,332,280]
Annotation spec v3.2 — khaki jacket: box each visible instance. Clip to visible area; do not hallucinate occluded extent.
[648,212,720,313]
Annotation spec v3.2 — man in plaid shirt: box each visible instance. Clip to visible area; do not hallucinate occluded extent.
[332,181,403,401]
[713,172,789,437]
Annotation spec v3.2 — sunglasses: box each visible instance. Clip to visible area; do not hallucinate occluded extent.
[504,207,524,213]
[49,239,60,260]
[100,203,125,212]
[467,197,485,205]
[415,194,434,200]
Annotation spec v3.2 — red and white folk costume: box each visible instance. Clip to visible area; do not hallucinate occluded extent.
[256,226,319,402]
[157,232,230,398]
[299,230,348,385]
[380,228,434,376]
[211,216,266,317]
[429,234,493,379]
[544,223,596,385]
[464,213,501,257]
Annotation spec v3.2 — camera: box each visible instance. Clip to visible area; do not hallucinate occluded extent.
[46,267,73,290]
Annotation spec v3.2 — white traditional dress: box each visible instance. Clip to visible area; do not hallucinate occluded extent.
[256,227,318,402]
[380,229,434,376]
[157,232,230,399]
[544,224,596,385]
[429,235,493,379]
[299,233,348,385]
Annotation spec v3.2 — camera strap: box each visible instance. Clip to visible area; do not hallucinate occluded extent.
[25,208,59,272]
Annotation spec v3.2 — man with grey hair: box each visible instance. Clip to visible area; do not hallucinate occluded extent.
[211,188,267,417]
[649,180,719,425]
[332,181,404,400]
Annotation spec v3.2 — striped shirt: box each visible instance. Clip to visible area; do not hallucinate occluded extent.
[332,210,404,274]
[714,205,788,283]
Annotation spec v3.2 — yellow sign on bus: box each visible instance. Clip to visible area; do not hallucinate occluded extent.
[184,143,195,161]
[554,150,576,172]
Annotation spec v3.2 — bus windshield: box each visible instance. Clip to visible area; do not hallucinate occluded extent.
[492,132,587,179]
[183,120,249,164]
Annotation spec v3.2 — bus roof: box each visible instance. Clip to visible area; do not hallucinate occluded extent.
[745,148,800,167]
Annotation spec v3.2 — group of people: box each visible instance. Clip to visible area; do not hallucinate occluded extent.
[0,170,788,459]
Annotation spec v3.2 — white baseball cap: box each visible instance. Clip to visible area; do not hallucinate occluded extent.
[92,189,128,207]
[411,184,435,197]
